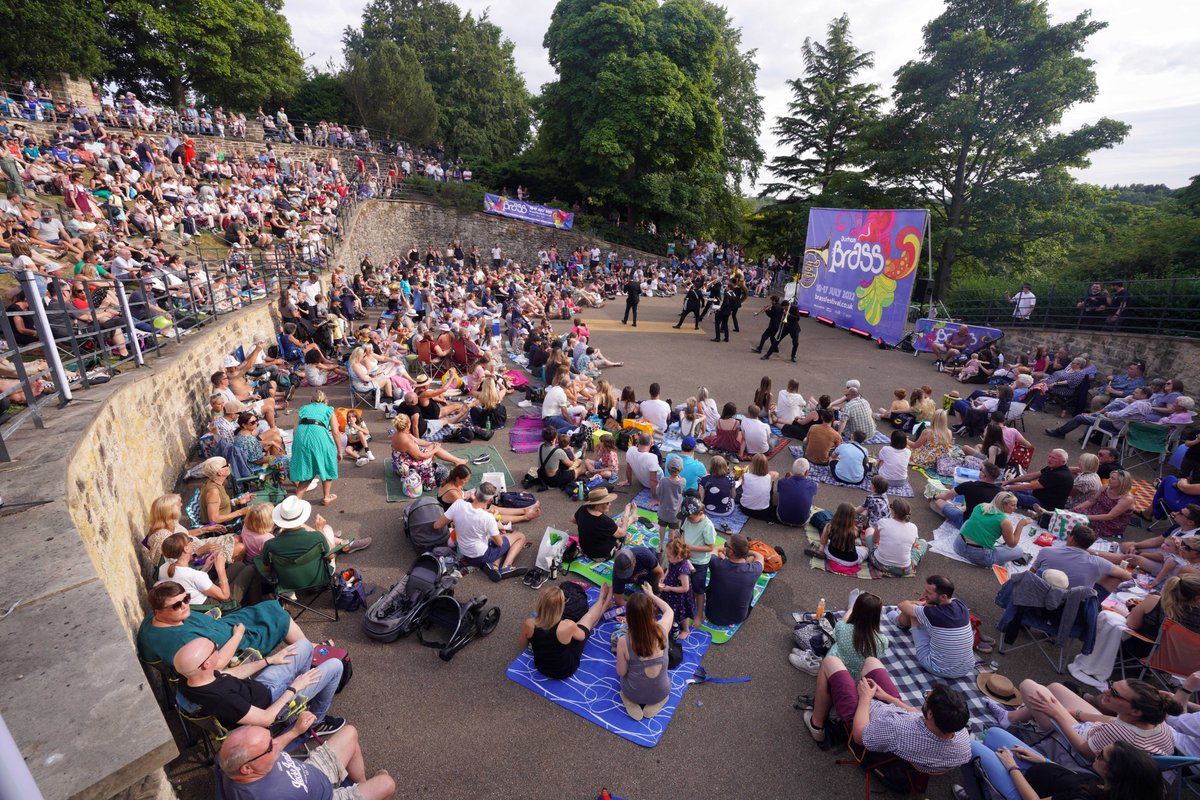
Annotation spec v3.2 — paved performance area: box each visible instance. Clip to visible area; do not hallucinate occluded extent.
[172,294,1091,800]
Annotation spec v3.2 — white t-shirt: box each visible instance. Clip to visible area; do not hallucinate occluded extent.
[299,278,321,305]
[491,246,502,261]
[156,563,214,605]
[739,472,773,510]
[700,398,719,433]
[877,446,911,483]
[873,517,919,569]
[626,448,663,489]
[1012,290,1036,319]
[639,398,671,438]
[776,390,805,425]
[542,385,569,420]
[445,499,499,559]
[742,417,771,455]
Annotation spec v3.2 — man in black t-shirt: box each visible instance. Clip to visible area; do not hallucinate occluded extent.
[1002,448,1074,511]
[393,392,426,437]
[173,637,344,735]
[1096,447,1123,479]
[931,461,1002,529]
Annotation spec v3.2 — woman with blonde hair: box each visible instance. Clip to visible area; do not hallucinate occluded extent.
[1072,470,1135,539]
[737,453,778,521]
[144,492,242,569]
[390,411,466,491]
[1067,452,1102,507]
[908,408,956,469]
[518,582,613,680]
[955,491,1032,568]
[348,345,395,409]
[289,390,340,505]
[238,502,276,561]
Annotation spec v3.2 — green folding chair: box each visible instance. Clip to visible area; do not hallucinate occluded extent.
[254,542,339,621]
[1120,421,1177,477]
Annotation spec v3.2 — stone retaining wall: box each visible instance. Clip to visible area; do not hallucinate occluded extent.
[341,200,662,269]
[0,301,278,800]
[999,327,1200,388]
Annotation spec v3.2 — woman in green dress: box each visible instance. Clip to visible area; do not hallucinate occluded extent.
[289,390,340,506]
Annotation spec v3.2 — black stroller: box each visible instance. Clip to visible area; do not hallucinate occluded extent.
[362,553,457,642]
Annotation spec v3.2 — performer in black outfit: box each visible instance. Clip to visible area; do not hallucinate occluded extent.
[728,276,745,332]
[751,296,783,353]
[761,299,800,362]
[621,271,641,326]
[673,279,705,329]
[711,284,738,342]
[698,276,722,322]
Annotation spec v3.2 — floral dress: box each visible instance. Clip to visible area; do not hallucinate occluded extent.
[1080,490,1133,539]
[391,443,449,491]
[910,435,956,470]
[662,559,695,628]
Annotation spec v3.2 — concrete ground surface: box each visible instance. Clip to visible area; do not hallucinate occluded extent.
[170,294,1125,800]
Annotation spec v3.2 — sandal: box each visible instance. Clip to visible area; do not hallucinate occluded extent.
[322,494,338,505]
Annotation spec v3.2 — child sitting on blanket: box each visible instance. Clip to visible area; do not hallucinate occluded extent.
[875,388,911,419]
[657,456,686,543]
[659,538,696,639]
[857,475,891,534]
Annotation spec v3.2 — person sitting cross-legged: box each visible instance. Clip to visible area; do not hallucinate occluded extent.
[802,654,972,777]
[216,714,395,800]
[434,481,527,581]
[174,637,345,737]
[890,575,976,679]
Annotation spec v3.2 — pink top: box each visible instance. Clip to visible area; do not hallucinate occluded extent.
[239,529,275,560]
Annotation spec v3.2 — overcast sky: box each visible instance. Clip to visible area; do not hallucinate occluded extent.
[284,0,1199,190]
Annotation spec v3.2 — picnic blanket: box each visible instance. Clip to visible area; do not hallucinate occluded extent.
[506,584,714,747]
[843,430,891,446]
[705,437,791,463]
[788,450,914,497]
[1129,478,1155,514]
[383,444,513,502]
[508,413,544,453]
[928,517,1037,576]
[565,509,775,645]
[803,517,929,580]
[629,489,750,534]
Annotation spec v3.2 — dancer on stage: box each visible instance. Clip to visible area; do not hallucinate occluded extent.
[761,299,800,362]
[751,296,783,354]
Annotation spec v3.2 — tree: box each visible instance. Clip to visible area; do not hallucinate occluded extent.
[288,71,353,125]
[699,2,765,188]
[0,0,111,80]
[343,41,438,142]
[344,0,532,160]
[103,0,304,108]
[871,0,1129,299]
[766,14,882,203]
[534,0,726,231]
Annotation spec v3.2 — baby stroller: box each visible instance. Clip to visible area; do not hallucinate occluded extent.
[362,553,457,643]
[416,593,501,662]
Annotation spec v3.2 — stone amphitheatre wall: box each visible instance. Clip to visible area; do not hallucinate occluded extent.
[1,302,279,800]
[999,327,1200,389]
[340,199,662,268]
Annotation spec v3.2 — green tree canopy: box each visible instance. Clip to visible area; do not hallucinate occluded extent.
[344,0,532,160]
[103,0,304,108]
[766,14,882,205]
[288,71,353,125]
[343,41,438,143]
[0,0,111,80]
[534,0,727,231]
[870,0,1129,298]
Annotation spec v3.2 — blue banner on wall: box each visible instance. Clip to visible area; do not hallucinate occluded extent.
[483,194,574,230]
[797,208,928,346]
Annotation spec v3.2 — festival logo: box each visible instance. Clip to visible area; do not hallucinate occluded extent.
[795,208,928,345]
[483,194,573,231]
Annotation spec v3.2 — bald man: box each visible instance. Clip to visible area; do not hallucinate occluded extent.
[217,714,395,800]
[174,637,343,735]
[1000,447,1075,512]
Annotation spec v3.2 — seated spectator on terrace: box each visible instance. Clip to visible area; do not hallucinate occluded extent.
[216,716,395,800]
[930,324,973,365]
[1090,360,1146,411]
[777,458,817,527]
[890,575,976,679]
[137,581,304,667]
[1000,448,1074,512]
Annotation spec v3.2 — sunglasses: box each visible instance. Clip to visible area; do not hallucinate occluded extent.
[243,737,274,767]
[1106,681,1126,701]
[165,598,189,612]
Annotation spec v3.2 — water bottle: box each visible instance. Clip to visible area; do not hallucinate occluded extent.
[486,416,492,431]
[576,482,586,501]
[816,597,826,618]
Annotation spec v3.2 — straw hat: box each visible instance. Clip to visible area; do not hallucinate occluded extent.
[582,488,617,506]
[414,374,431,387]
[272,495,313,530]
[976,673,1023,707]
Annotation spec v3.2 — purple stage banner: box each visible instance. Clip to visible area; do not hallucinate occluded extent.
[798,208,928,346]
[483,194,574,230]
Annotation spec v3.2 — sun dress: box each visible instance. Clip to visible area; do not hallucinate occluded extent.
[289,403,338,483]
[662,559,696,626]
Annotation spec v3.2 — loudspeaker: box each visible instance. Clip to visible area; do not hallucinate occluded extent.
[912,277,932,302]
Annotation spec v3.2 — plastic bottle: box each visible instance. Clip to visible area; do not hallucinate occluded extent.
[816,597,826,618]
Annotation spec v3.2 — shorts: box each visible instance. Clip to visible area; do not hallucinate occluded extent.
[690,561,710,593]
[305,743,365,800]
[462,535,510,567]
[828,666,900,723]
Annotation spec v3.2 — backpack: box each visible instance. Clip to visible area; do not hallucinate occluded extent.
[403,496,448,552]
[525,385,546,404]
[334,568,371,611]
[497,491,536,508]
[401,469,423,499]
[616,428,637,452]
[560,580,590,622]
[748,539,785,573]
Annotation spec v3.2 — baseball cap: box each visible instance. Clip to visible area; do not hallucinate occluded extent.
[681,436,697,450]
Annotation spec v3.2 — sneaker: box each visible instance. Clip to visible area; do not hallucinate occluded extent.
[789,650,822,675]
[312,715,346,737]
[480,562,502,582]
[983,698,1012,728]
[472,453,491,465]
[356,456,370,467]
[342,537,372,553]
[366,450,375,462]
[802,709,826,742]
[528,569,549,590]
[517,400,533,408]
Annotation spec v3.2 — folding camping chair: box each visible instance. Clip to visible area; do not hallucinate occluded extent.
[1079,417,1125,452]
[254,543,340,621]
[995,571,1099,673]
[1120,618,1200,689]
[1121,422,1180,477]
[1004,401,1029,432]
